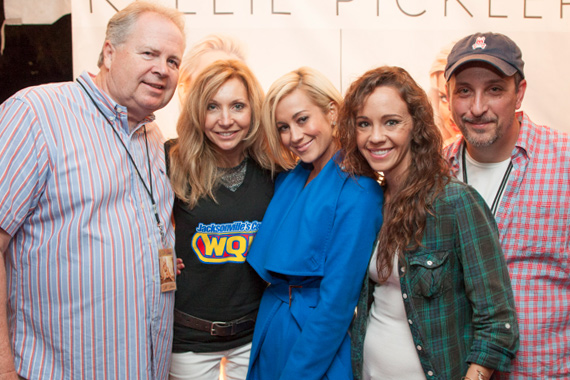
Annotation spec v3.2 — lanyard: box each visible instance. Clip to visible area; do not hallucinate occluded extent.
[462,145,512,216]
[77,79,167,247]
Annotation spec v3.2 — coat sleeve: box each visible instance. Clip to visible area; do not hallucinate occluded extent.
[279,177,383,379]
[456,186,519,371]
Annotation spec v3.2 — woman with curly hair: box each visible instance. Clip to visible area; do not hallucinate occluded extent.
[167,60,276,380]
[338,66,519,380]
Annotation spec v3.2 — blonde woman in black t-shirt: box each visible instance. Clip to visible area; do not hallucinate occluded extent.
[166,60,278,380]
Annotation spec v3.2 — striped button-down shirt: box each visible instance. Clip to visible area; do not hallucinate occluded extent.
[0,72,176,379]
[444,111,570,379]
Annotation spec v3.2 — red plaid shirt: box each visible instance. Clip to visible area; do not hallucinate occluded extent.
[444,112,570,379]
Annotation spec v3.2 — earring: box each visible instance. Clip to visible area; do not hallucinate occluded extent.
[332,121,337,127]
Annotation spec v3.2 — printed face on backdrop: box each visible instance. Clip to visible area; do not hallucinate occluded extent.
[204,77,252,166]
[179,51,240,99]
[356,86,413,183]
[192,51,239,84]
[435,72,460,140]
[447,62,526,150]
[102,12,184,125]
[275,89,337,174]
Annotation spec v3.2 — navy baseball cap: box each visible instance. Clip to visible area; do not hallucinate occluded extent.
[444,32,524,81]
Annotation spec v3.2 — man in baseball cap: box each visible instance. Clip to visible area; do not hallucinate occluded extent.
[443,32,570,380]
[444,32,524,81]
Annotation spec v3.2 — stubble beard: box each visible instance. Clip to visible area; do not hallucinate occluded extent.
[457,117,503,148]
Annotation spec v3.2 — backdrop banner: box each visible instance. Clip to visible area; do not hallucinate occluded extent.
[72,0,570,138]
[5,0,70,24]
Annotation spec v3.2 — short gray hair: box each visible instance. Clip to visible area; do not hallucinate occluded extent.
[97,1,185,67]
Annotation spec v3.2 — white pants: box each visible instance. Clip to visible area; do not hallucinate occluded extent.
[169,342,252,380]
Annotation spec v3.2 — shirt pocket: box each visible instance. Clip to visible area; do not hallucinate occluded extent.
[408,250,452,299]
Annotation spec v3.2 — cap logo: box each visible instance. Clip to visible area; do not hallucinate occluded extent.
[472,36,486,50]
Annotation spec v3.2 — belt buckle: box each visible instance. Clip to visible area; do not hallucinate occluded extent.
[288,285,303,307]
[210,321,231,336]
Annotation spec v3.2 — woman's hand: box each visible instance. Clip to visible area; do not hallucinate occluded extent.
[463,364,493,380]
[176,258,185,275]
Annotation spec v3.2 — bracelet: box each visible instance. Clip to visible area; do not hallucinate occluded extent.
[462,370,488,380]
[477,370,487,380]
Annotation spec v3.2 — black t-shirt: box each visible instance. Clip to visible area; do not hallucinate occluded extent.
[166,141,274,352]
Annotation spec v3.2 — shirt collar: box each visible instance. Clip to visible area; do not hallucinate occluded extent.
[513,111,533,161]
[445,111,532,174]
[77,71,156,134]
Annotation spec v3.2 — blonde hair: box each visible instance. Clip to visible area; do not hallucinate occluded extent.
[428,41,455,139]
[168,60,274,207]
[97,1,185,67]
[262,67,343,170]
[428,42,455,85]
[178,35,246,102]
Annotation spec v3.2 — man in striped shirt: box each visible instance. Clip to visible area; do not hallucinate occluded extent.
[444,32,569,379]
[0,2,185,379]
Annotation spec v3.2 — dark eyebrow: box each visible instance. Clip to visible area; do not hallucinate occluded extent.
[455,77,507,87]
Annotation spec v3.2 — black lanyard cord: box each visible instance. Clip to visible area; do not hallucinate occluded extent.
[77,79,166,246]
[462,145,512,216]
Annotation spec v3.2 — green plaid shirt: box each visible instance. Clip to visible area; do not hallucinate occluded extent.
[351,178,519,380]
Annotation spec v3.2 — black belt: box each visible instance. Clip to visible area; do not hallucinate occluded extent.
[174,308,257,337]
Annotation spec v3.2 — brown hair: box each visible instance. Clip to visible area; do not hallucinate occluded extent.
[339,66,450,282]
[168,60,274,207]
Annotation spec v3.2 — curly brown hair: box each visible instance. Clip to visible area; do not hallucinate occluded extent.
[338,66,450,282]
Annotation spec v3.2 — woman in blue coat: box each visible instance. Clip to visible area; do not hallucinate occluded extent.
[245,67,384,380]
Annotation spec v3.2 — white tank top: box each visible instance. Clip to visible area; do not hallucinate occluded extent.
[461,148,511,211]
[363,245,425,379]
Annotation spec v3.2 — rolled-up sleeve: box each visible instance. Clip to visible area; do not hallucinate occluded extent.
[457,186,519,371]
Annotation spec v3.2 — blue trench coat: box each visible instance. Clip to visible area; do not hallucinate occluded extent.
[246,156,383,380]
